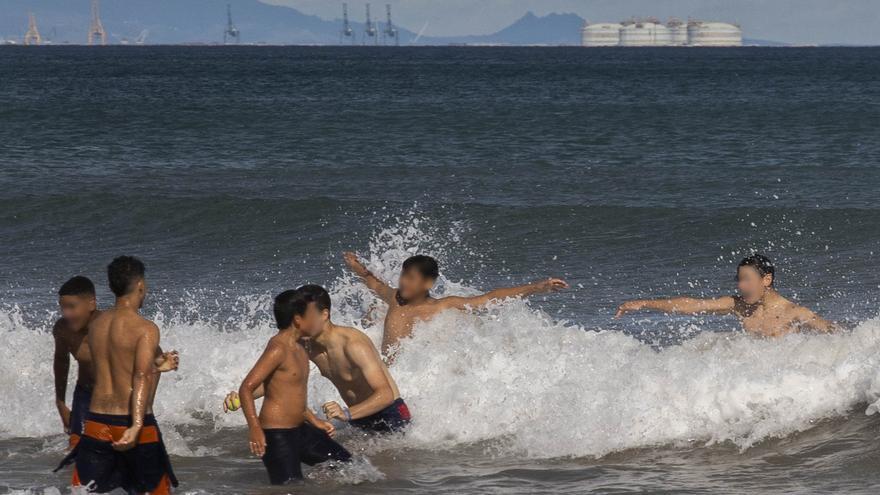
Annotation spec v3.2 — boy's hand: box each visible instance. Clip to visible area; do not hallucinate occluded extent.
[314,418,336,438]
[343,252,370,278]
[155,351,180,373]
[536,278,569,292]
[112,426,141,451]
[322,401,350,421]
[615,300,644,318]
[248,426,266,457]
[56,401,71,433]
[223,391,241,412]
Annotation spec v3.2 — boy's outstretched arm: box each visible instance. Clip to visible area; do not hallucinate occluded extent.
[439,278,569,310]
[344,252,396,304]
[794,306,839,333]
[615,296,736,318]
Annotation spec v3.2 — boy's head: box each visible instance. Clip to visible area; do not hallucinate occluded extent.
[108,256,147,307]
[58,276,97,331]
[736,254,775,304]
[273,285,331,336]
[397,255,439,301]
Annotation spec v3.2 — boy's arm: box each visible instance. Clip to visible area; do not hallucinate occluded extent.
[304,408,336,438]
[52,323,71,432]
[795,306,838,333]
[324,339,394,421]
[114,322,160,451]
[238,342,284,457]
[438,278,569,311]
[344,252,396,304]
[616,296,736,317]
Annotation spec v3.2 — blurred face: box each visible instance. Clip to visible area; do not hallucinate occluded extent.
[59,294,96,331]
[736,266,773,304]
[397,268,435,301]
[294,302,329,337]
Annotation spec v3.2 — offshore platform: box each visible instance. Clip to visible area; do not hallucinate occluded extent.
[88,0,107,45]
[340,3,400,46]
[382,4,398,45]
[224,4,240,44]
[363,3,377,45]
[24,13,41,45]
[340,3,354,44]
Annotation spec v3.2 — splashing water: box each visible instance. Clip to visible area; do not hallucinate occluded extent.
[2,217,880,465]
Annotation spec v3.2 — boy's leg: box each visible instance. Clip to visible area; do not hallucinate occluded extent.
[262,429,304,485]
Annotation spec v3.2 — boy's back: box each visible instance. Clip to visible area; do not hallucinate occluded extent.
[88,307,158,415]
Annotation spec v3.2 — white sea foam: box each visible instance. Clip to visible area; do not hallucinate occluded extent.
[2,219,880,461]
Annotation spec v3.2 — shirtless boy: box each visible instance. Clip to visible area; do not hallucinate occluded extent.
[237,287,350,485]
[53,276,100,449]
[53,276,178,452]
[343,252,568,357]
[226,285,411,434]
[615,254,837,337]
[55,257,179,494]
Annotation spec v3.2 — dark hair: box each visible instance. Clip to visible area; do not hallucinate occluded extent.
[402,255,439,280]
[273,284,331,330]
[107,256,146,297]
[738,254,775,285]
[59,276,96,298]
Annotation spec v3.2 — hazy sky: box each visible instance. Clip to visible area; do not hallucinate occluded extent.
[265,0,880,44]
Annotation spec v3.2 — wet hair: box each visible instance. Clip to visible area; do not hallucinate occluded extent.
[737,254,775,285]
[107,256,146,297]
[58,276,96,298]
[273,284,331,330]
[402,255,439,280]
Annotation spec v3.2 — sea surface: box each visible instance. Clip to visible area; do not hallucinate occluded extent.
[2,46,880,494]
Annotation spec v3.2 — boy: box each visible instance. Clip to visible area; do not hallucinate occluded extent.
[238,288,350,485]
[226,285,411,434]
[53,276,100,449]
[55,256,179,494]
[344,252,568,357]
[616,254,837,337]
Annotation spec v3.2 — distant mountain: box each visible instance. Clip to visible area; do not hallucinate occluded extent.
[0,1,582,46]
[0,0,413,45]
[424,12,585,46]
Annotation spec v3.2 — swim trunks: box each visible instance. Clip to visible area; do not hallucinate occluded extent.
[349,398,411,433]
[55,412,178,494]
[262,423,352,485]
[68,383,93,449]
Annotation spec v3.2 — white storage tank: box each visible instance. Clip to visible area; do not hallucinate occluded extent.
[667,19,688,45]
[653,24,673,46]
[687,21,743,46]
[619,22,656,46]
[581,22,622,47]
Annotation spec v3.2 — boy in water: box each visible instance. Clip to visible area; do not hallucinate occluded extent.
[226,285,411,434]
[53,276,178,452]
[237,287,350,485]
[53,276,100,449]
[343,252,568,357]
[55,256,179,494]
[615,254,837,337]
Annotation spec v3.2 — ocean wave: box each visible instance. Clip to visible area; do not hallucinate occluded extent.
[2,222,879,461]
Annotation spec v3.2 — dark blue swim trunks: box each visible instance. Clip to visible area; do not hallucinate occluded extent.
[349,398,412,433]
[262,423,351,485]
